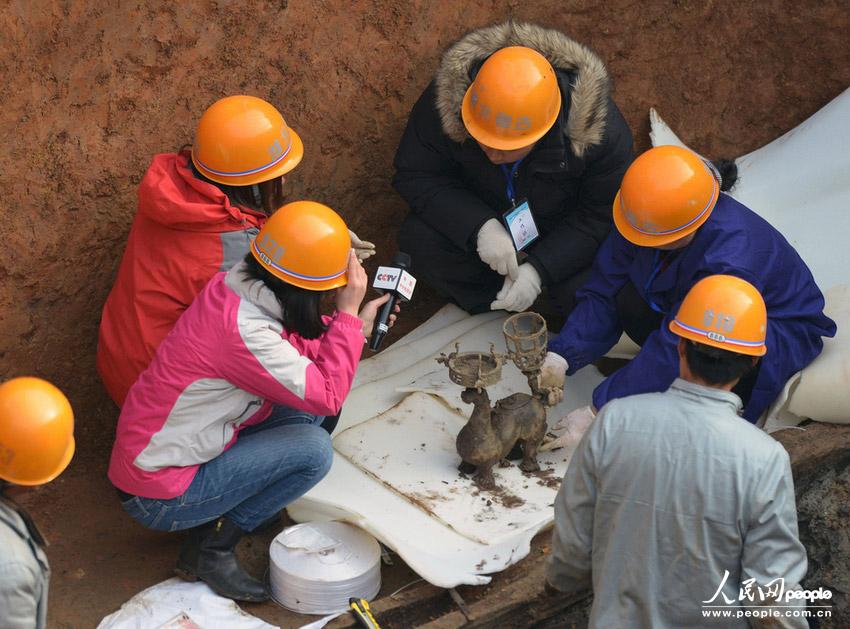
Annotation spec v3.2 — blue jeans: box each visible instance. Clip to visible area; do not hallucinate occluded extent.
[120,406,333,532]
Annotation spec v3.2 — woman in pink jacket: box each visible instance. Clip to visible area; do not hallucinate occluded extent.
[108,201,393,602]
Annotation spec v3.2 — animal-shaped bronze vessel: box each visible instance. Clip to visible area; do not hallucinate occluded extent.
[437,313,554,490]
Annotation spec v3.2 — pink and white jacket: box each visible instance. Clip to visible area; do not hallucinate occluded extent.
[108,260,364,499]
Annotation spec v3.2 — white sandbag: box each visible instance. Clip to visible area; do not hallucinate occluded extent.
[650,89,850,425]
[97,578,276,629]
[773,285,850,425]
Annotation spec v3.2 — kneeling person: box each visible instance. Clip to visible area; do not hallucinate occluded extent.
[546,276,807,628]
[541,145,835,424]
[393,21,633,315]
[109,202,395,602]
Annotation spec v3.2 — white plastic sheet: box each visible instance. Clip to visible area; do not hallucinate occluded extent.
[97,578,277,629]
[767,285,850,426]
[334,392,568,546]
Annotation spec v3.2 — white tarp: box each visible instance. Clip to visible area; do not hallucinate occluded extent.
[334,392,566,547]
[289,306,605,587]
[649,88,850,427]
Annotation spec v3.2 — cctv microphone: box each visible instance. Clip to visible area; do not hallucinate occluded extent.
[369,252,416,352]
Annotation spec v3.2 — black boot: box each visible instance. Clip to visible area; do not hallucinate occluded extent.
[321,412,340,435]
[175,517,269,602]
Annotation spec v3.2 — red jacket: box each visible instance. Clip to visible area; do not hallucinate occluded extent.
[97,151,267,406]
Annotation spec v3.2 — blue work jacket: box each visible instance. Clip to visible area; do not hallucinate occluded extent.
[548,193,837,422]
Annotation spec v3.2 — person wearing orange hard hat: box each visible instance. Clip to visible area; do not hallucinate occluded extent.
[393,21,633,316]
[97,95,377,408]
[1,377,75,629]
[546,276,809,626]
[109,201,397,602]
[540,144,835,430]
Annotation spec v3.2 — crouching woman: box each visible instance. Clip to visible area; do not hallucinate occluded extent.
[108,201,393,602]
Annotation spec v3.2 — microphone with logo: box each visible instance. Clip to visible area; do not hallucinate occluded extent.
[369,252,416,352]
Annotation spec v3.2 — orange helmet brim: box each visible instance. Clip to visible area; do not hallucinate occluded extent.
[193,128,304,187]
[3,435,76,487]
[612,186,718,247]
[669,320,767,357]
[461,87,560,151]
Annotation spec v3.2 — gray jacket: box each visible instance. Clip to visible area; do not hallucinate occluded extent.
[0,497,49,629]
[547,379,808,628]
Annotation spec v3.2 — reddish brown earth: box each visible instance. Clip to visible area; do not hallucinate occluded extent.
[1,1,849,626]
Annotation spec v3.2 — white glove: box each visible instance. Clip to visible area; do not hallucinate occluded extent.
[490,264,541,312]
[537,351,568,406]
[348,229,376,262]
[539,405,595,451]
[476,219,519,280]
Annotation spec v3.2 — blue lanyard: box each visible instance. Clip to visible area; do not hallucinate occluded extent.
[500,158,524,204]
[644,250,670,314]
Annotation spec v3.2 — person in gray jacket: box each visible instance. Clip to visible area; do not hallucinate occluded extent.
[0,377,75,629]
[546,275,809,628]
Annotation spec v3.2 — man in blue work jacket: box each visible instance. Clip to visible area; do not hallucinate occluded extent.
[539,145,836,425]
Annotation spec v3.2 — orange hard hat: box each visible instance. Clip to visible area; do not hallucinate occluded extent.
[192,95,304,186]
[613,145,720,247]
[0,377,75,486]
[461,46,562,151]
[251,201,351,290]
[669,275,767,356]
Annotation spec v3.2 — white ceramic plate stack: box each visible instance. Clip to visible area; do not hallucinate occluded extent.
[269,521,382,614]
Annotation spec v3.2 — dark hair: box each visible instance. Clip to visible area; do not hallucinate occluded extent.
[242,253,328,339]
[184,149,284,215]
[709,158,738,192]
[684,340,755,386]
[191,160,261,210]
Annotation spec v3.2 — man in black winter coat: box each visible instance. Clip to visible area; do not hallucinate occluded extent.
[393,21,634,315]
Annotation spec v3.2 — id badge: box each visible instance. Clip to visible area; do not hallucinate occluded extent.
[502,198,539,251]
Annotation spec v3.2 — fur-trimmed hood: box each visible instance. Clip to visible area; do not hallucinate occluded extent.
[435,21,610,157]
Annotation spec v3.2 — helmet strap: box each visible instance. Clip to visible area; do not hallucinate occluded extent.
[258,177,285,215]
[702,159,722,187]
[251,184,262,208]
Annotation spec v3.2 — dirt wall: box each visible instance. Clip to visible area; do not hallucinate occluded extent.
[2,0,849,457]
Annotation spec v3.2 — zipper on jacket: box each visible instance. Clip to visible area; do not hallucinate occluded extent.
[220,399,263,446]
[236,399,262,423]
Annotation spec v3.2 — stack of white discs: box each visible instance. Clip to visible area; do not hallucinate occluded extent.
[269,521,382,614]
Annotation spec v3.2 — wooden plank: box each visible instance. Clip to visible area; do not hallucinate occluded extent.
[328,533,593,628]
